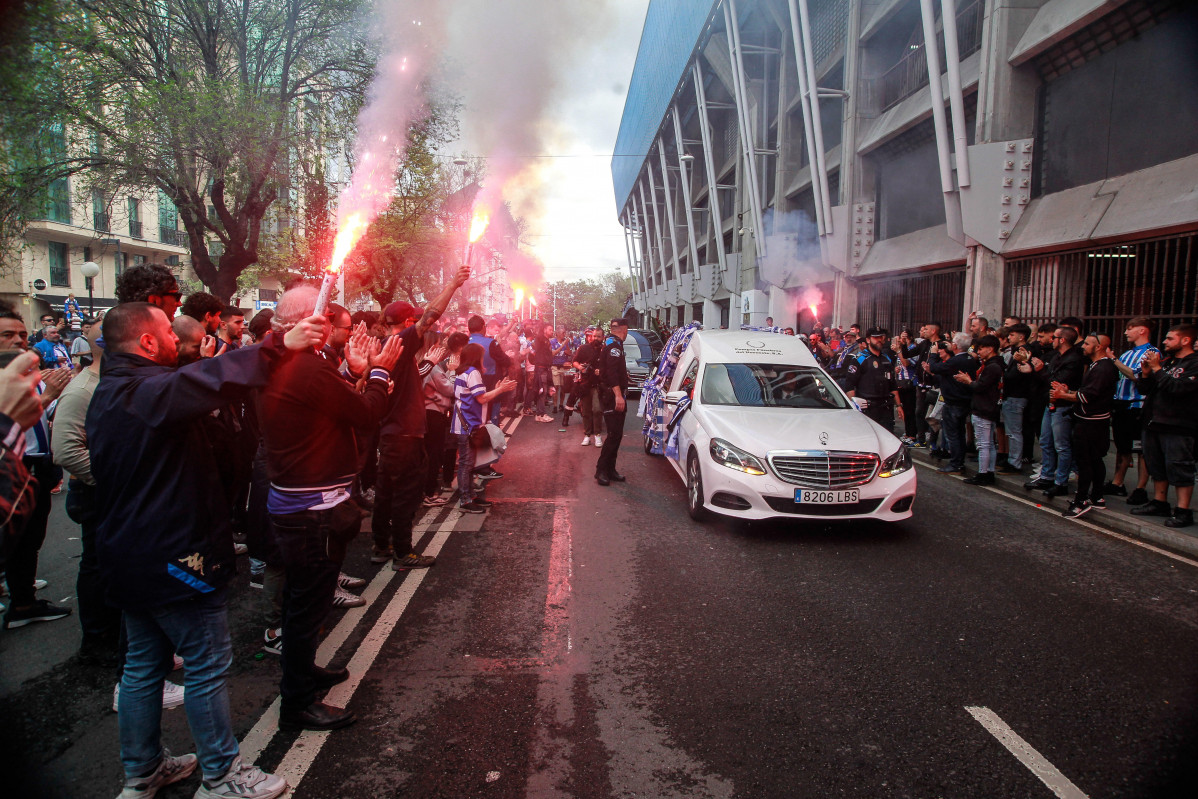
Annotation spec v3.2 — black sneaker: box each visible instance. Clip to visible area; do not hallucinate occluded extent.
[1043,484,1069,499]
[3,599,72,629]
[1164,508,1194,529]
[1126,488,1149,506]
[996,463,1023,475]
[1024,478,1053,491]
[393,553,436,570]
[1062,500,1092,519]
[249,574,264,590]
[1103,482,1127,497]
[1130,499,1172,517]
[262,627,283,656]
[1090,498,1107,510]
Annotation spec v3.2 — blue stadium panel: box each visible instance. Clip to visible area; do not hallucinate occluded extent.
[611,0,718,216]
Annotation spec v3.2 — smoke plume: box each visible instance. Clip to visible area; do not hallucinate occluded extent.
[757,208,828,322]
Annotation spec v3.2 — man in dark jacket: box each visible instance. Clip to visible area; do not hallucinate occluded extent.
[928,332,978,475]
[259,286,403,732]
[954,334,1003,485]
[1132,324,1198,528]
[1026,326,1086,498]
[88,302,321,799]
[1054,333,1119,518]
[1000,323,1034,473]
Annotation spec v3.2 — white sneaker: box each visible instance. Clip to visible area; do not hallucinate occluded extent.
[194,755,287,799]
[331,586,365,608]
[113,679,186,712]
[116,747,197,798]
[172,653,184,671]
[580,436,591,446]
[593,436,603,447]
[337,572,367,590]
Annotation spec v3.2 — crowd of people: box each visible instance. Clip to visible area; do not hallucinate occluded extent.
[796,314,1197,526]
[0,262,631,799]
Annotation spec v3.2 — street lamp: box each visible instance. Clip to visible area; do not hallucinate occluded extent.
[80,260,100,315]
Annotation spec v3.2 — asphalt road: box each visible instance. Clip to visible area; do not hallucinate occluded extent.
[4,409,1197,798]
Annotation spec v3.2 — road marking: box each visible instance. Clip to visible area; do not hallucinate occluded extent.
[542,503,573,657]
[271,520,456,791]
[239,505,449,764]
[915,462,1198,568]
[965,706,1089,799]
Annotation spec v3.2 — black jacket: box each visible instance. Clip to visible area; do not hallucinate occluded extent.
[1136,351,1198,433]
[1044,345,1086,405]
[88,341,289,610]
[969,356,1004,421]
[929,351,978,406]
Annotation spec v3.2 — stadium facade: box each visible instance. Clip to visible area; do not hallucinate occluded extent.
[612,0,1198,336]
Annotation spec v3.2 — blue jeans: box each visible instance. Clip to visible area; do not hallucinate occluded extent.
[119,587,239,782]
[942,404,970,470]
[456,432,477,505]
[534,366,551,415]
[1001,397,1028,468]
[972,415,996,473]
[1038,406,1075,486]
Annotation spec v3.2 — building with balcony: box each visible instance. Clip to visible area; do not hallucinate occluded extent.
[2,173,197,325]
[613,0,1198,337]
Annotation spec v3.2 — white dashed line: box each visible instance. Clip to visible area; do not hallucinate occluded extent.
[966,706,1090,799]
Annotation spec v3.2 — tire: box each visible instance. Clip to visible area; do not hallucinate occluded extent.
[686,450,709,521]
[644,432,658,456]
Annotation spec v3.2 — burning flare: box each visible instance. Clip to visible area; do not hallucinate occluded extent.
[809,304,819,318]
[513,287,524,309]
[329,213,370,274]
[468,210,490,243]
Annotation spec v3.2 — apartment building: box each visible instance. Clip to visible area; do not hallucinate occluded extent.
[612,0,1198,337]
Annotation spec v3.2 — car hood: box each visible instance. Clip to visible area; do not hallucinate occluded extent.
[696,405,898,458]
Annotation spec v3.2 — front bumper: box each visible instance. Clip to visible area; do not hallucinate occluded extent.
[701,460,917,522]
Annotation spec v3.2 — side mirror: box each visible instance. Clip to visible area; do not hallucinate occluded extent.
[663,390,688,406]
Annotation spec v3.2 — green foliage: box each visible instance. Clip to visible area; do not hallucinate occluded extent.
[537,272,633,331]
[2,0,377,299]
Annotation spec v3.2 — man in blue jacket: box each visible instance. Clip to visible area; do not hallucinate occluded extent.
[88,302,322,799]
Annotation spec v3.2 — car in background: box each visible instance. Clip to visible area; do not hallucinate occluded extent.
[624,329,659,395]
[647,330,916,523]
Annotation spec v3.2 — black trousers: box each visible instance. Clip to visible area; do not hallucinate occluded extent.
[271,502,359,713]
[423,410,449,496]
[596,404,627,478]
[862,399,894,435]
[4,457,58,607]
[66,479,120,649]
[374,436,427,557]
[1072,418,1110,504]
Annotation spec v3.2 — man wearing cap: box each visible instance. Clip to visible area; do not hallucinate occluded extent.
[595,319,630,486]
[372,266,471,570]
[844,326,904,434]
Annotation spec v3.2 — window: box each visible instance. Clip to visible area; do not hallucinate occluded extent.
[114,251,126,275]
[128,198,142,238]
[46,178,70,223]
[258,288,278,302]
[158,190,179,245]
[92,189,110,232]
[48,242,70,287]
[677,360,700,396]
[132,254,146,266]
[701,364,850,409]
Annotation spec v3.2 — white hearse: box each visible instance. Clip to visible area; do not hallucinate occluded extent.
[647,330,916,522]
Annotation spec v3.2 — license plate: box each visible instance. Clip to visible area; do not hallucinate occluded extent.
[795,488,859,504]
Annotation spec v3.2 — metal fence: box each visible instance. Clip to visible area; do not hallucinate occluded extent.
[875,0,984,113]
[855,267,966,334]
[1004,232,1198,341]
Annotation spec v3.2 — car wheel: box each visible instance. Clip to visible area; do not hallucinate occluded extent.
[643,432,658,456]
[686,450,709,521]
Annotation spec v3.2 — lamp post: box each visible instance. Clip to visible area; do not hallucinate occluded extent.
[80,260,100,315]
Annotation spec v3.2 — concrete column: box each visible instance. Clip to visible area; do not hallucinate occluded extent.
[703,299,721,329]
[833,272,858,328]
[975,0,1043,143]
[966,244,1006,325]
[768,288,791,328]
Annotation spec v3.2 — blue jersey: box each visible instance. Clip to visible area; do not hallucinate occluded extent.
[1114,342,1158,408]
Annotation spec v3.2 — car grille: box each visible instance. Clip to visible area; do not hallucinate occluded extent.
[767,451,879,489]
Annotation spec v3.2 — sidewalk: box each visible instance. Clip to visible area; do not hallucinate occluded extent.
[910,445,1198,560]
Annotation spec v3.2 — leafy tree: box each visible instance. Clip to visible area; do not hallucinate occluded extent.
[8,0,376,300]
[537,272,633,331]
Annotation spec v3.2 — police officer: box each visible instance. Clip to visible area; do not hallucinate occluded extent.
[844,326,904,433]
[595,318,630,486]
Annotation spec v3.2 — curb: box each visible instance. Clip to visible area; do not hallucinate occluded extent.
[911,449,1198,561]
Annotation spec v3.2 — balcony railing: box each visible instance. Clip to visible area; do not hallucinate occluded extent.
[160,226,184,246]
[93,212,110,233]
[129,220,143,238]
[874,0,984,113]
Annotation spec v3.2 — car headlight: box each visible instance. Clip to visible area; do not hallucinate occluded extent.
[709,438,767,476]
[878,444,912,478]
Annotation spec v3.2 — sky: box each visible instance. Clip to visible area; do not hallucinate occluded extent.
[448,0,651,286]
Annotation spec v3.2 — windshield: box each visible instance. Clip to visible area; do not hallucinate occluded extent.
[700,363,850,409]
[625,332,653,364]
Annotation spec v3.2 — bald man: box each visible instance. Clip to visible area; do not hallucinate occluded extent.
[173,315,213,367]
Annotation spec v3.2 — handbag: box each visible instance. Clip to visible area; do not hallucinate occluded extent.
[459,405,490,448]
[926,392,945,421]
